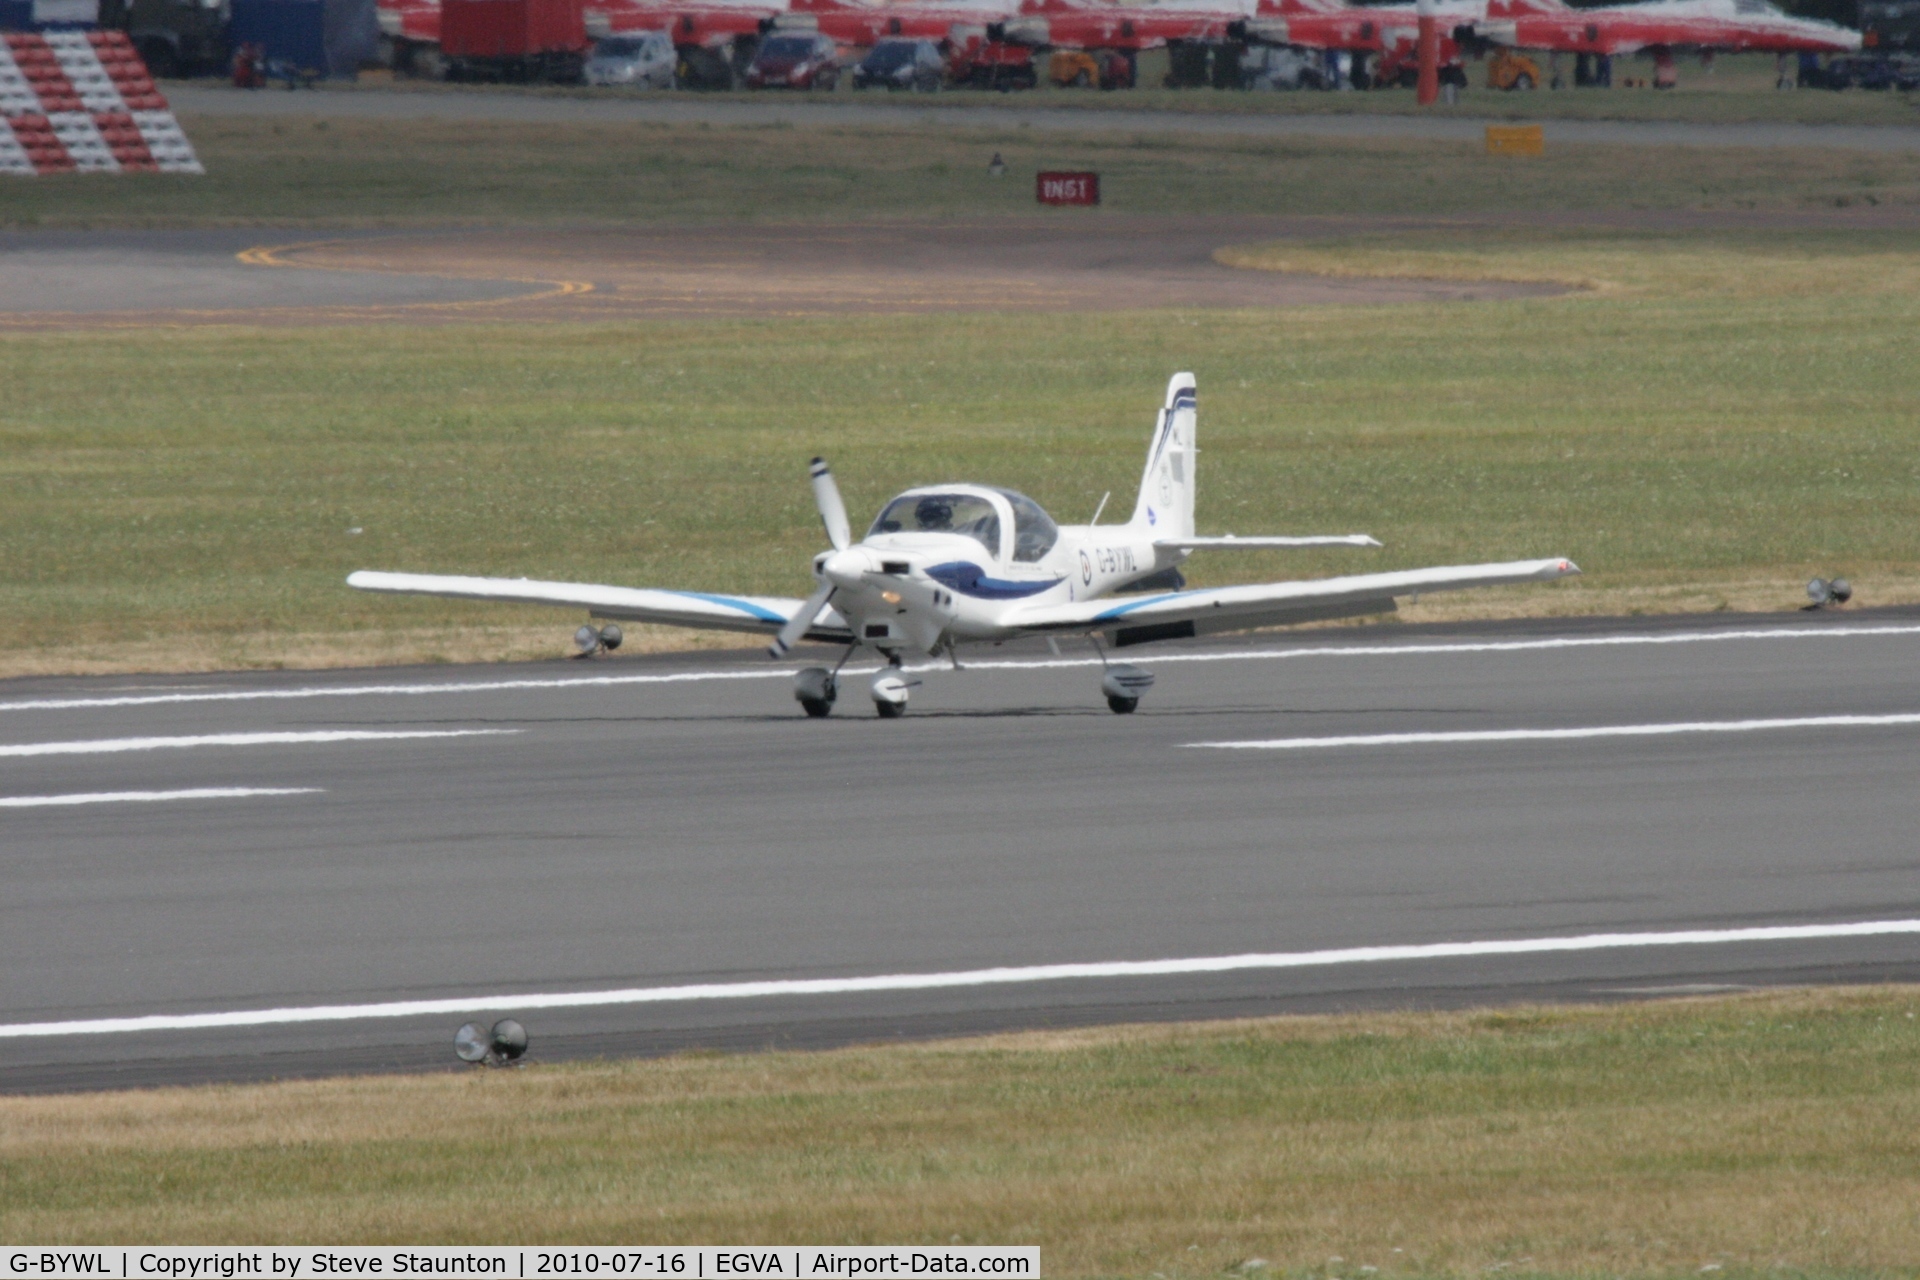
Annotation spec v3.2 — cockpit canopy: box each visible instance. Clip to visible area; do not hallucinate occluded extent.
[868,486,1060,563]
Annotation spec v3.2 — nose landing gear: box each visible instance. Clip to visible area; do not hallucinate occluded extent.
[871,654,919,718]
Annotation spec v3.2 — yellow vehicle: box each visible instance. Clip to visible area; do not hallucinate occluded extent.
[1048,49,1101,86]
[1486,47,1544,90]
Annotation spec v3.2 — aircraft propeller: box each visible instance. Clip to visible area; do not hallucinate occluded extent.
[811,456,851,552]
[769,457,854,658]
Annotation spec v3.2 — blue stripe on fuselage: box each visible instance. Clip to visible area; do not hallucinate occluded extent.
[927,562,1063,601]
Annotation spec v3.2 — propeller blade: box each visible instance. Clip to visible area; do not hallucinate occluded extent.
[810,456,851,552]
[768,582,834,659]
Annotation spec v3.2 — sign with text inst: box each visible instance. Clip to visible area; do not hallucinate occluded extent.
[3,1249,1040,1279]
[1035,171,1098,206]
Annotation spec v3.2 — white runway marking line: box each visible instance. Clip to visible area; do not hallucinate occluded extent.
[6,623,1920,713]
[0,787,322,809]
[4,917,1915,1039]
[1186,711,1920,751]
[0,729,517,758]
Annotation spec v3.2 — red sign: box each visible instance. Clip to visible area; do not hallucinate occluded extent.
[1036,171,1100,206]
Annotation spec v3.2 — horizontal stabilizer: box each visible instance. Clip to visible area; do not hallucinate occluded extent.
[346,571,850,640]
[1157,535,1382,550]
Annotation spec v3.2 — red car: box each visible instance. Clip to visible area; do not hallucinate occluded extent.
[744,31,840,88]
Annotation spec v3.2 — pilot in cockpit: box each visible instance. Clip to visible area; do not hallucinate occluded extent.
[914,497,953,531]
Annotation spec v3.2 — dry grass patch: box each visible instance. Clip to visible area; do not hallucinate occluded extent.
[4,226,1917,677]
[4,988,1920,1273]
[1217,225,1920,298]
[7,116,1920,229]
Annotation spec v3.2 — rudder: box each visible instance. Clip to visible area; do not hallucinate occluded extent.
[1129,372,1196,540]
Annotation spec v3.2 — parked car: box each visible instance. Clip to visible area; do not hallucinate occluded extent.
[1486,46,1542,90]
[1240,43,1328,90]
[1048,48,1097,85]
[744,32,839,89]
[1046,47,1131,88]
[586,31,675,86]
[1371,44,1467,89]
[1817,52,1920,89]
[852,37,944,90]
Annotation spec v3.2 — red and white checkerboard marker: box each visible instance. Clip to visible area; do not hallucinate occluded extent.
[0,29,202,174]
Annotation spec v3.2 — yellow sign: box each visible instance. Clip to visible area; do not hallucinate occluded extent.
[1485,124,1545,155]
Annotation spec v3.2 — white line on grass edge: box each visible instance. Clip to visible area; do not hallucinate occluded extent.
[6,918,1915,1039]
[7,623,1920,713]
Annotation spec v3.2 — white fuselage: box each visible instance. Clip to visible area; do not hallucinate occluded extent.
[814,484,1179,655]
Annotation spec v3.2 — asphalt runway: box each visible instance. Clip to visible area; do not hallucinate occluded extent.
[0,230,539,325]
[6,607,1920,1093]
[171,84,1920,153]
[0,218,1557,329]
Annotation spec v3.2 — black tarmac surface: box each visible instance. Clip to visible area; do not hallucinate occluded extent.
[6,608,1920,1093]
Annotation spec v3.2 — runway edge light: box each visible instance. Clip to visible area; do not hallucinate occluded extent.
[454,1021,491,1063]
[453,1019,530,1066]
[1806,577,1853,609]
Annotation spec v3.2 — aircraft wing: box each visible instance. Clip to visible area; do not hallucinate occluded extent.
[1004,558,1579,645]
[346,571,852,641]
[1156,535,1382,549]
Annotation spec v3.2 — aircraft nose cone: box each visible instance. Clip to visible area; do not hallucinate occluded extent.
[822,548,871,590]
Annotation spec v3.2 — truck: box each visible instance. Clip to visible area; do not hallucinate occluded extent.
[92,0,375,79]
[441,0,585,79]
[947,25,1034,88]
[96,0,231,76]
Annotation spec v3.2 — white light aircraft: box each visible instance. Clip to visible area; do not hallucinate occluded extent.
[349,374,1579,717]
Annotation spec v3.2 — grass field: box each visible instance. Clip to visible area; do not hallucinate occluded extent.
[3,219,1917,674]
[5,114,1920,227]
[301,51,1920,125]
[4,987,1920,1272]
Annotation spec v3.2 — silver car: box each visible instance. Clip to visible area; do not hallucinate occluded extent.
[586,32,675,88]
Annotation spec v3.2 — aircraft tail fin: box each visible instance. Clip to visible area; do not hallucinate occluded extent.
[1129,372,1197,541]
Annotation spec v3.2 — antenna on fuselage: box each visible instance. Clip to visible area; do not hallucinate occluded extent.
[1088,491,1110,526]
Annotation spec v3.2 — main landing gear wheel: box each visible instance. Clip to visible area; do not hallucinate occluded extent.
[793,667,838,718]
[1100,663,1154,715]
